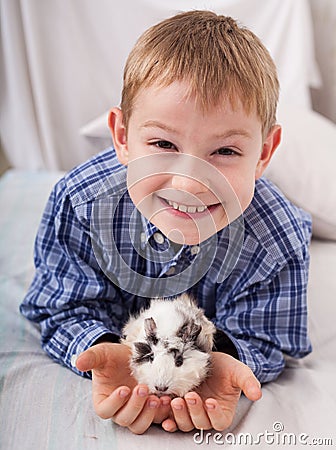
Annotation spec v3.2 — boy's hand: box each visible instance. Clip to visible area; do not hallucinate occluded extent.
[75,343,171,434]
[161,352,262,433]
[76,345,261,434]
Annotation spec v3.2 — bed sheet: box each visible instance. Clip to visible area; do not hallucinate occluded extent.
[0,171,335,449]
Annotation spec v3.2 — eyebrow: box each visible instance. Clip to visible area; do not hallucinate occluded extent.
[214,129,252,140]
[141,120,179,134]
[141,120,252,139]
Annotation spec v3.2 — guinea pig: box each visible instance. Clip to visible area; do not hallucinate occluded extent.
[121,293,216,397]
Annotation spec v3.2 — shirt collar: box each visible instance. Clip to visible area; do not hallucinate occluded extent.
[139,213,190,255]
[140,214,161,243]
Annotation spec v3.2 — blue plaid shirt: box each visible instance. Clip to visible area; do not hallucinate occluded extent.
[20,148,312,383]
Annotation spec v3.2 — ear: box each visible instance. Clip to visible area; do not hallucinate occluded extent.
[108,107,129,166]
[177,320,202,343]
[255,124,282,180]
[144,317,158,345]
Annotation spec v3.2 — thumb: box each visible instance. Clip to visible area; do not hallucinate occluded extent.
[229,356,262,402]
[241,374,262,402]
[75,343,115,372]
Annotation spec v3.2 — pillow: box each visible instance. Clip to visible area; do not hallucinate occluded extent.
[79,112,110,139]
[80,107,336,240]
[265,106,336,241]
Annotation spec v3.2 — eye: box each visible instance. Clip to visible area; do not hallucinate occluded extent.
[134,352,154,364]
[145,353,154,363]
[175,354,184,367]
[169,348,184,367]
[151,140,176,150]
[214,147,238,156]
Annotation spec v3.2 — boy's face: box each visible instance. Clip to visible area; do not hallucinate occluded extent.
[109,82,281,245]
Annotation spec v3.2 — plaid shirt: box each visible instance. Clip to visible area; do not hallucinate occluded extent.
[20,148,312,383]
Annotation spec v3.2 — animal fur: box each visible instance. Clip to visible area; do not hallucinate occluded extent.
[122,293,216,397]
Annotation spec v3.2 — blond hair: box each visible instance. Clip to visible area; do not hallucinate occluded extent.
[121,10,279,136]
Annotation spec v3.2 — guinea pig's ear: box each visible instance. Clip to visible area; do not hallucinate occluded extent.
[177,320,201,343]
[144,317,158,345]
[190,323,202,341]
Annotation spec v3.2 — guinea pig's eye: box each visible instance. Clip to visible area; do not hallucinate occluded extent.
[169,348,184,367]
[147,353,154,363]
[135,353,154,364]
[175,354,183,367]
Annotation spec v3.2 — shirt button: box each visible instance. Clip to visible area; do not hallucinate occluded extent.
[153,232,165,244]
[190,245,200,255]
[165,266,176,276]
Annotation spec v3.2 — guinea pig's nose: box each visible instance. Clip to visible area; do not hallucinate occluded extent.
[155,385,168,392]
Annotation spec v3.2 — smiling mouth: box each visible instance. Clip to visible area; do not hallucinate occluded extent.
[166,199,207,214]
[157,196,221,217]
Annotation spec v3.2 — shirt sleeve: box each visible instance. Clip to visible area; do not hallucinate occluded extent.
[20,178,125,377]
[214,249,312,384]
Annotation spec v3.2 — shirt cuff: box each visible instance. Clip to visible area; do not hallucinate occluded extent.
[66,324,121,377]
[225,335,286,383]
[92,333,120,346]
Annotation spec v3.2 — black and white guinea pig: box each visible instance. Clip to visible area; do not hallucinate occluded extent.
[121,293,216,397]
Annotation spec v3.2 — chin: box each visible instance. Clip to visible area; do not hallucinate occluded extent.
[154,223,208,245]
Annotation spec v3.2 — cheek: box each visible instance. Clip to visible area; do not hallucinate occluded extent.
[127,173,168,205]
[222,170,256,213]
[127,179,155,214]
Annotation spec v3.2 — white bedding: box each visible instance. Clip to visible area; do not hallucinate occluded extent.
[0,0,321,171]
[0,171,335,449]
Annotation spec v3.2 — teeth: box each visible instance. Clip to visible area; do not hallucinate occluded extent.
[168,200,207,214]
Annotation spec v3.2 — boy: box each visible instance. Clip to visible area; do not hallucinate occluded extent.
[20,11,312,434]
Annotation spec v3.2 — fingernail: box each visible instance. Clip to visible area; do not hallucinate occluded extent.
[172,403,183,410]
[163,421,177,433]
[119,388,130,398]
[165,424,177,432]
[161,398,170,407]
[186,398,196,406]
[205,401,216,410]
[148,399,158,409]
[137,387,148,397]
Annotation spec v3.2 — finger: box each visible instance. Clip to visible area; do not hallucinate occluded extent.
[127,395,160,435]
[75,343,114,372]
[184,393,212,430]
[75,349,97,372]
[170,398,194,432]
[242,375,262,401]
[162,418,178,433]
[94,385,131,419]
[229,358,262,402]
[153,396,171,424]
[112,385,149,427]
[205,399,233,431]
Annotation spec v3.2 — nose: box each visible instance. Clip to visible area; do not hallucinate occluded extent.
[171,174,209,195]
[155,385,168,393]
